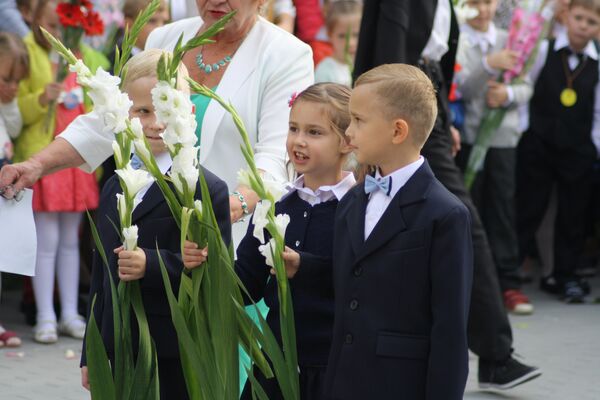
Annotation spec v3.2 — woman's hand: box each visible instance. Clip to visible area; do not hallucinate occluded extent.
[229,186,260,223]
[182,240,208,269]
[115,246,147,281]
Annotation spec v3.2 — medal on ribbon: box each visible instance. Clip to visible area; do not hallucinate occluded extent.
[560,49,587,108]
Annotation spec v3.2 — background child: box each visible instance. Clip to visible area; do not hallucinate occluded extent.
[13,0,109,343]
[324,64,473,400]
[80,49,231,400]
[184,82,356,399]
[0,31,28,349]
[454,0,534,315]
[516,0,600,303]
[314,0,362,86]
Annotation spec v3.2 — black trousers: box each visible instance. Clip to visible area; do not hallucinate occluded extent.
[456,145,521,291]
[516,130,594,283]
[420,60,513,361]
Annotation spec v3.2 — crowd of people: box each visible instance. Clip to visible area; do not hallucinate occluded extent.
[0,0,599,398]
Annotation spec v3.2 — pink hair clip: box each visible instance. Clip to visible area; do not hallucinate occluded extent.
[288,92,299,108]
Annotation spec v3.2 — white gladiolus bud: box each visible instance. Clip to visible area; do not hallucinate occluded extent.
[263,178,286,202]
[122,225,138,251]
[237,169,252,188]
[252,200,271,244]
[129,118,144,140]
[112,141,123,166]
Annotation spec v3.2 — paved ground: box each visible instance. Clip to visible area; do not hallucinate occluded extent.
[1,275,599,400]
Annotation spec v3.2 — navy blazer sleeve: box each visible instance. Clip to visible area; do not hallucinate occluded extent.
[426,205,473,399]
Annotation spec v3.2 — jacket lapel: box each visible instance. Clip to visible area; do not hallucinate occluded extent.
[199,18,263,162]
[344,186,369,257]
[131,183,164,223]
[354,161,434,264]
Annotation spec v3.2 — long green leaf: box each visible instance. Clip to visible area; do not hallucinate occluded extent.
[86,295,116,400]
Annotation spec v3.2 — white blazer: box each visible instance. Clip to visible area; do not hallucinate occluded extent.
[60,16,313,191]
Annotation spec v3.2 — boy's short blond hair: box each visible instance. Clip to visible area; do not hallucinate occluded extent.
[122,49,190,93]
[354,64,437,148]
[570,0,600,14]
[123,0,166,19]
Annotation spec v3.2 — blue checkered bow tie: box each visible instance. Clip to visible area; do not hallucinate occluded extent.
[364,175,392,196]
[130,154,143,170]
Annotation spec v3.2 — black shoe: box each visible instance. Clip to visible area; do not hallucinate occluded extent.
[540,276,561,294]
[478,356,542,390]
[562,280,586,303]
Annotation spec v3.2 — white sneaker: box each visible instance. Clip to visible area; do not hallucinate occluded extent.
[33,321,58,344]
[58,316,86,339]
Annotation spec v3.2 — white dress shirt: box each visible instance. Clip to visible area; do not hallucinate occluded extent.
[282,171,356,206]
[364,157,424,240]
[135,151,172,202]
[520,30,600,155]
[421,0,451,62]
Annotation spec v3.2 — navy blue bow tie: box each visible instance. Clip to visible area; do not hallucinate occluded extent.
[364,175,392,196]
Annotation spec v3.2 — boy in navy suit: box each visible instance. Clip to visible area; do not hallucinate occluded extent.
[80,50,231,400]
[324,64,473,400]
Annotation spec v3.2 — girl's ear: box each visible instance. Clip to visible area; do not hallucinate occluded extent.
[391,118,409,145]
[339,135,354,155]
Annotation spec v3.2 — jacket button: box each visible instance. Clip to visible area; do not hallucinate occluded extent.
[344,333,353,344]
[353,267,362,277]
[303,211,308,218]
[295,240,300,247]
[349,299,359,310]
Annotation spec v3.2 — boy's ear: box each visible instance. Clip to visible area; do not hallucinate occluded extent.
[339,136,354,155]
[391,118,409,145]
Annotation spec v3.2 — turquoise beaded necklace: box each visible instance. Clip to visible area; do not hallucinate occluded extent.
[195,47,232,74]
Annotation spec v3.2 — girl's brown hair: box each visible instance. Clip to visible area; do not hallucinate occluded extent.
[0,32,30,80]
[292,82,366,181]
[32,0,56,51]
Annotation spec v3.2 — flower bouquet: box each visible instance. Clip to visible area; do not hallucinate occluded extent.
[43,0,301,398]
[463,0,554,189]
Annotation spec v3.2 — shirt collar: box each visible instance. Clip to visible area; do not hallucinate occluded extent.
[374,156,424,199]
[462,23,497,52]
[554,30,599,60]
[283,171,356,204]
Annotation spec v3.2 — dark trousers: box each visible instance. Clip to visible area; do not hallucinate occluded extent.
[420,60,513,362]
[456,145,521,291]
[241,365,326,400]
[516,131,593,283]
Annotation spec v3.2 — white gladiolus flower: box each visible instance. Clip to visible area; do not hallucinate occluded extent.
[129,118,144,140]
[194,200,203,213]
[237,169,252,187]
[454,1,479,24]
[160,129,180,148]
[258,238,277,268]
[116,193,127,222]
[263,178,286,202]
[122,225,139,251]
[170,164,199,195]
[112,141,123,166]
[167,114,198,146]
[100,92,133,134]
[252,200,271,244]
[152,81,176,123]
[115,163,154,198]
[274,214,290,238]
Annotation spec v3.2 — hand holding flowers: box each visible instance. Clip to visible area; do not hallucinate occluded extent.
[270,246,300,278]
[181,240,208,270]
[486,49,519,71]
[114,245,147,281]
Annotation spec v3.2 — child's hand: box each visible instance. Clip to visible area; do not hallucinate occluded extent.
[0,82,17,103]
[81,366,89,391]
[486,81,509,108]
[450,126,461,157]
[115,246,147,281]
[486,49,519,71]
[182,240,208,270]
[39,82,62,107]
[270,246,300,278]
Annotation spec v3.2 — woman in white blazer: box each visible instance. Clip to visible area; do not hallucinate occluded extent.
[0,0,314,245]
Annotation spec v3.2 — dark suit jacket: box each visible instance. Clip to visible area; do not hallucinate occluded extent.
[324,160,473,400]
[353,0,459,86]
[81,166,231,364]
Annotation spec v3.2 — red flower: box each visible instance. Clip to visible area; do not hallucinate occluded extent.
[56,3,85,27]
[82,11,105,36]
